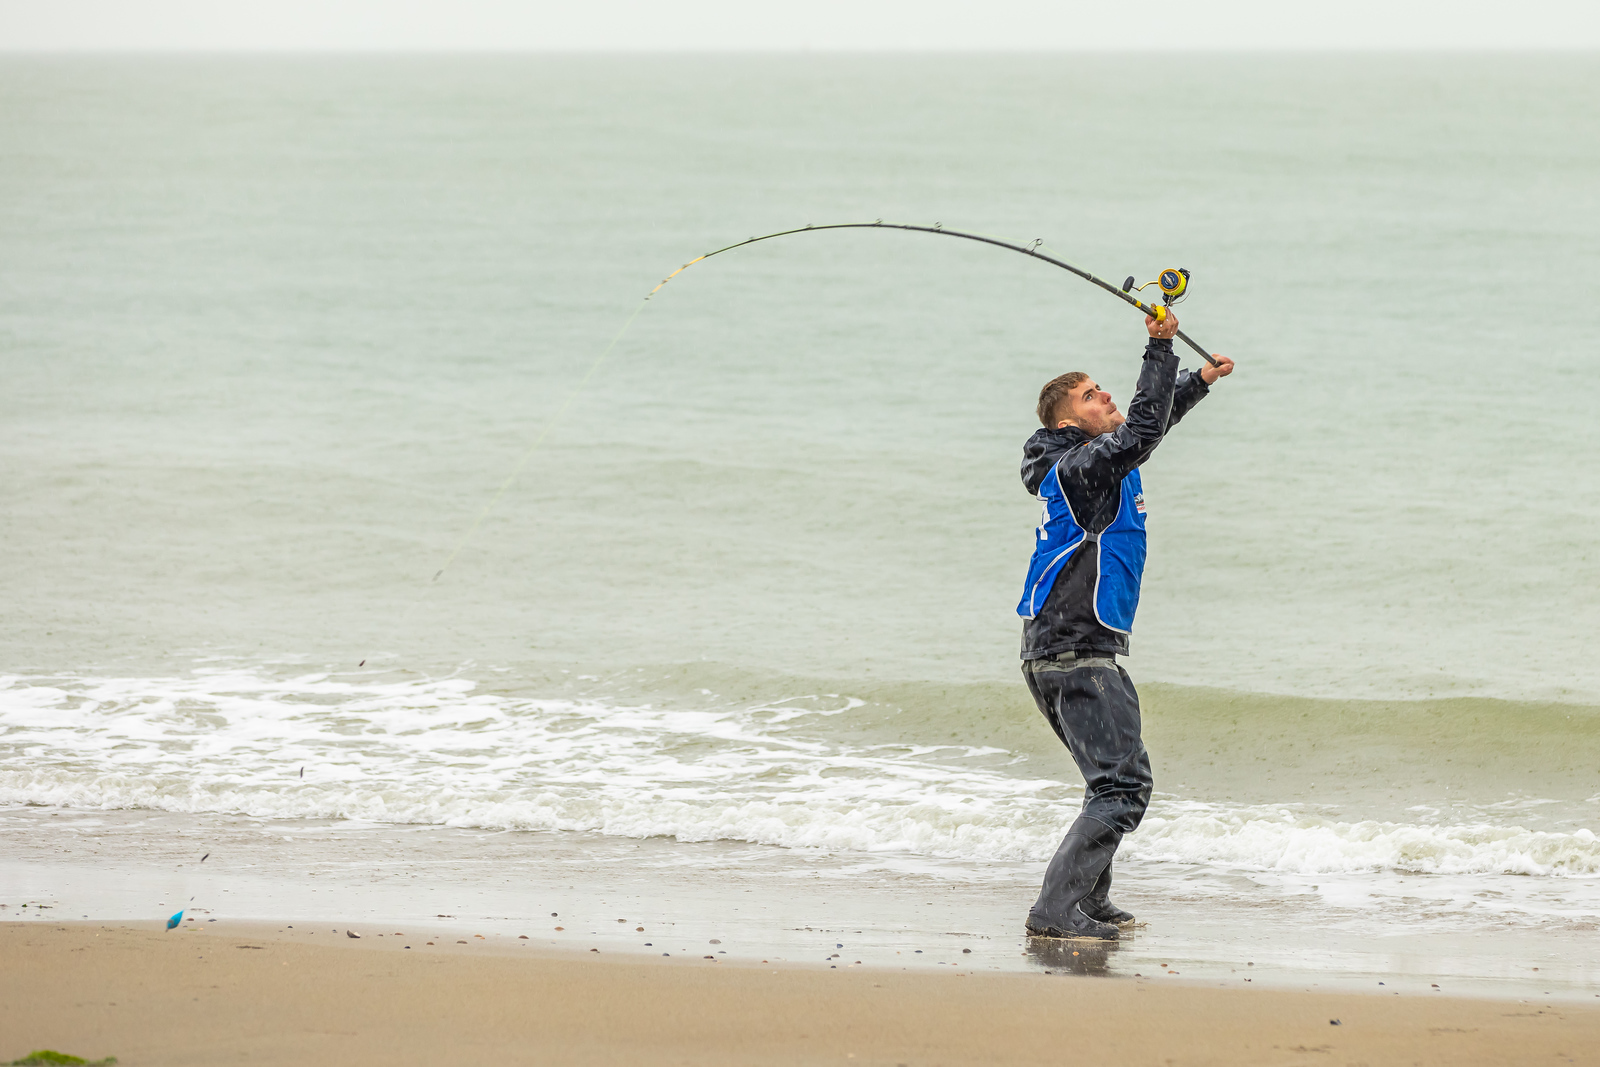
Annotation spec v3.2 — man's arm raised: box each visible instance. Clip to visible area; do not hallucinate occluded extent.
[1059,316,1182,490]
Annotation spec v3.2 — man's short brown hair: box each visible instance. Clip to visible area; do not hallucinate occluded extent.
[1036,372,1090,428]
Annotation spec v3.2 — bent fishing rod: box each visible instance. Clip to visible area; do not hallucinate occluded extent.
[649,221,1222,368]
[368,219,1223,617]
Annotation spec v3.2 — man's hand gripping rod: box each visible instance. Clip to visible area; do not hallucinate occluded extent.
[1115,267,1217,367]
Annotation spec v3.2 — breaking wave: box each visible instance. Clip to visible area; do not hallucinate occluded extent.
[2,669,1597,879]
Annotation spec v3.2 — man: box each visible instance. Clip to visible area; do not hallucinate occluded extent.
[1017,310,1234,940]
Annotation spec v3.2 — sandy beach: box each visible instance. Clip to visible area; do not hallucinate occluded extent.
[5,920,1597,1066]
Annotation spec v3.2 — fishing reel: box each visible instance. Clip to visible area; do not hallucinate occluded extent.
[1120,268,1190,322]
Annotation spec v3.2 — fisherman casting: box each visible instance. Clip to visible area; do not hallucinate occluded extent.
[1018,310,1234,940]
[431,221,1234,940]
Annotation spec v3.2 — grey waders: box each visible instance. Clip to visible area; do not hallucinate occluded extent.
[1025,814,1124,940]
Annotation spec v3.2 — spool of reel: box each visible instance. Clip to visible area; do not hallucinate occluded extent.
[1159,268,1188,302]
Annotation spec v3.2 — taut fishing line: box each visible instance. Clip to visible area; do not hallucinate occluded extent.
[352,301,651,666]
[357,220,1221,664]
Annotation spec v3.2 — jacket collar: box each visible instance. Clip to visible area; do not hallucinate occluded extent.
[1020,425,1089,494]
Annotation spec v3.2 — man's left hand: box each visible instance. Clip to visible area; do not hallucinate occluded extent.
[1200,355,1235,385]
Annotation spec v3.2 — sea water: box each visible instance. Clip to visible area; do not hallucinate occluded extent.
[3,55,1599,961]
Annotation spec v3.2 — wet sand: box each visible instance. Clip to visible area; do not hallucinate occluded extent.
[6,807,1597,1001]
[4,921,1598,1067]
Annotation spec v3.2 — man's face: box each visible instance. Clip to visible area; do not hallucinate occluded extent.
[1059,379,1124,437]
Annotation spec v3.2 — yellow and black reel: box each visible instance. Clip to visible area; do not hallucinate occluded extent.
[1120,267,1192,323]
[1158,268,1188,302]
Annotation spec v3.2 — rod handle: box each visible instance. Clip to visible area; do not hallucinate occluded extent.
[1175,329,1221,368]
[1132,299,1219,368]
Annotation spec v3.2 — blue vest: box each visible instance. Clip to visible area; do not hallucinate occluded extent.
[1016,464,1148,633]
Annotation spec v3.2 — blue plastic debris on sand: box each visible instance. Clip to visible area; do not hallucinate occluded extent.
[166,910,184,930]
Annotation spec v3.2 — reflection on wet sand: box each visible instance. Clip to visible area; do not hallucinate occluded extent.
[1025,934,1124,976]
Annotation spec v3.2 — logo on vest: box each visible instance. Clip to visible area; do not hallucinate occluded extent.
[1133,492,1147,514]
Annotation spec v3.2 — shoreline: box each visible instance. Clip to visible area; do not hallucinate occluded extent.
[6,806,1598,1003]
[6,920,1599,1067]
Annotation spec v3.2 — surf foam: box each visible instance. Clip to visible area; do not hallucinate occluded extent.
[2,669,1597,880]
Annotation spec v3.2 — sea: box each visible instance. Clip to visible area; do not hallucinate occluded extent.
[3,53,1598,992]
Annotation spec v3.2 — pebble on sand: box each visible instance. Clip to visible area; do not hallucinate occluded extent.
[346,930,361,939]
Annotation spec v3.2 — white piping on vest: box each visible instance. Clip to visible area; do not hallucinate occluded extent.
[1024,538,1085,619]
[1091,480,1134,635]
[1023,463,1085,620]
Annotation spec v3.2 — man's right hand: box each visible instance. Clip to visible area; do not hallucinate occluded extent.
[1145,310,1179,339]
[1200,354,1235,385]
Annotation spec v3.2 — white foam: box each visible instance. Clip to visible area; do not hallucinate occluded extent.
[1131,804,1600,877]
[3,669,1598,881]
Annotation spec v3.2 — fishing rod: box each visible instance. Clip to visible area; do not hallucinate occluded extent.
[649,221,1221,368]
[365,219,1222,611]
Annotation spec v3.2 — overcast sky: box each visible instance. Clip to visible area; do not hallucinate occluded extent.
[2,0,1598,50]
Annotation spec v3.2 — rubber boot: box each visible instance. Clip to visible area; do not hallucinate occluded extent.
[1079,860,1135,926]
[1025,816,1122,940]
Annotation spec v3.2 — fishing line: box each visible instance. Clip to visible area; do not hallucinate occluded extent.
[360,220,1220,664]
[428,299,651,584]
[354,299,649,665]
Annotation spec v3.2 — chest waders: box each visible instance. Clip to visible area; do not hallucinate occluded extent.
[1019,465,1152,940]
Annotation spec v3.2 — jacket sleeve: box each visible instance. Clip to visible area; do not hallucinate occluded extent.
[1164,369,1211,432]
[1056,339,1181,494]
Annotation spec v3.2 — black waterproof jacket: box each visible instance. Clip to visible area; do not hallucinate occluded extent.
[1019,338,1210,659]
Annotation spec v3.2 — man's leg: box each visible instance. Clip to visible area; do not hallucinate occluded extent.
[1022,659,1152,938]
[1081,855,1136,926]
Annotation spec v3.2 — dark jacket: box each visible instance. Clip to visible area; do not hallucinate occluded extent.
[1019,338,1210,659]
